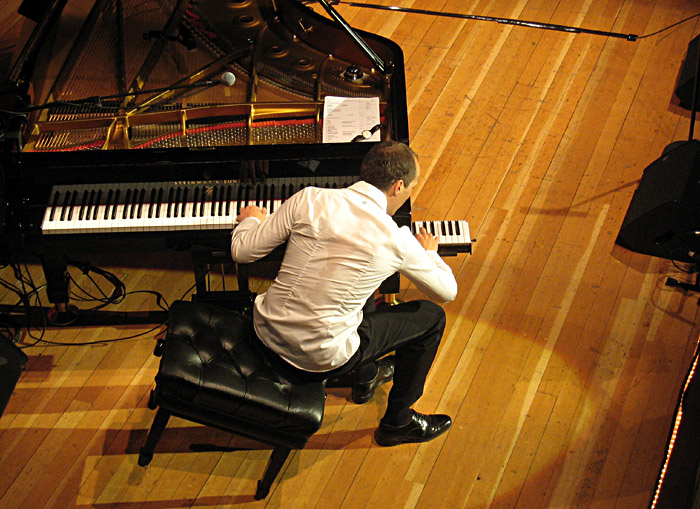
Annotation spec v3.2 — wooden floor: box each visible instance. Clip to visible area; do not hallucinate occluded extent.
[2,0,700,507]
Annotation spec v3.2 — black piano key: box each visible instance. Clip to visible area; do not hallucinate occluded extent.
[136,188,145,219]
[148,188,156,218]
[92,190,101,220]
[181,188,188,217]
[123,189,132,220]
[224,185,232,216]
[85,189,96,220]
[269,184,276,212]
[78,190,88,220]
[238,185,246,215]
[104,189,113,219]
[173,188,181,217]
[111,189,120,220]
[49,191,60,221]
[199,186,207,217]
[155,187,163,218]
[59,191,71,221]
[130,189,137,219]
[210,186,218,217]
[255,184,261,208]
[201,186,209,216]
[167,187,175,217]
[192,187,200,217]
[66,191,77,221]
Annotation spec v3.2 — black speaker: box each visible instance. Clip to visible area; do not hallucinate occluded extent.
[0,337,27,418]
[616,140,700,263]
[676,35,700,110]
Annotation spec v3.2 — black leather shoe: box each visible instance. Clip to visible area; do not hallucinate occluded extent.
[351,356,395,404]
[374,411,452,446]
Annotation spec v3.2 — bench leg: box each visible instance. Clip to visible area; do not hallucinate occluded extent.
[138,407,171,467]
[255,445,291,500]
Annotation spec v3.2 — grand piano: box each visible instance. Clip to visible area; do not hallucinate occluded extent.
[0,0,469,320]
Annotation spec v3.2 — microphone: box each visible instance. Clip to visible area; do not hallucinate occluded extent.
[205,72,235,87]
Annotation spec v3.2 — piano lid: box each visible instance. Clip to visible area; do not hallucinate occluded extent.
[9,0,407,153]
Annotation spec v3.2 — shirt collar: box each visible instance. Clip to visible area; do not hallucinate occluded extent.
[348,181,388,213]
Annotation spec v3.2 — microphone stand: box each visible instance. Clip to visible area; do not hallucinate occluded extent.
[22,79,224,113]
[663,39,700,300]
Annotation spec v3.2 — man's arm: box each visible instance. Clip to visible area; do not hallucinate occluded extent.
[230,198,296,263]
[399,227,458,303]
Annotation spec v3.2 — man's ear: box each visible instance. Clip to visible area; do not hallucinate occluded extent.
[390,179,404,196]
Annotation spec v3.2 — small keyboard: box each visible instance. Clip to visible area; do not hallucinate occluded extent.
[411,220,472,255]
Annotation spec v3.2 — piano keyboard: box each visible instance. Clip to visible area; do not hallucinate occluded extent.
[41,177,356,235]
[411,220,472,254]
[40,179,473,254]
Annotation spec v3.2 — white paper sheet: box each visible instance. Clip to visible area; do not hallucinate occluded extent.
[322,96,380,143]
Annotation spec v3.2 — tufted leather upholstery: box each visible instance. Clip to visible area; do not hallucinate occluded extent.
[139,300,326,499]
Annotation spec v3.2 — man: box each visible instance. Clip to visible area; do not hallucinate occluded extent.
[231,141,458,446]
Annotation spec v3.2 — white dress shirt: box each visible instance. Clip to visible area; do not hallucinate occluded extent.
[230,181,458,372]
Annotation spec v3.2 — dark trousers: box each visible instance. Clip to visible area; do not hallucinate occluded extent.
[256,299,446,425]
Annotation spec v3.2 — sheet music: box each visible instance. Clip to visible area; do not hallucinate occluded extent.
[322,96,380,143]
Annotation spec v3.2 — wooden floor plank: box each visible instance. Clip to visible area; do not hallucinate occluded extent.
[2,0,700,507]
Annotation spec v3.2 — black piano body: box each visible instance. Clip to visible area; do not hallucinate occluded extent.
[0,0,410,309]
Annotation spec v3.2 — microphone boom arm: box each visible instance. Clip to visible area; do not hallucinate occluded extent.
[341,1,639,41]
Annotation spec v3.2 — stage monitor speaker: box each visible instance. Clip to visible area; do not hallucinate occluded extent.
[676,35,700,110]
[616,140,700,263]
[0,337,27,418]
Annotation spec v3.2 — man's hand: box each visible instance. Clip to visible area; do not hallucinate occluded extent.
[416,226,439,252]
[237,205,267,223]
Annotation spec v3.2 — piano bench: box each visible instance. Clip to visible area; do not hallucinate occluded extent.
[138,300,326,500]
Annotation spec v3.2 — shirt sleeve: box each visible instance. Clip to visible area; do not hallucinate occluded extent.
[230,191,300,263]
[397,227,458,303]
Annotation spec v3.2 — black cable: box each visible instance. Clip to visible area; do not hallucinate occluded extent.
[26,321,166,346]
[0,259,169,348]
[637,13,700,40]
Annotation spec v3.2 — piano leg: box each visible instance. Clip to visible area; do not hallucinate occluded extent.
[378,272,399,294]
[41,254,70,304]
[40,254,79,325]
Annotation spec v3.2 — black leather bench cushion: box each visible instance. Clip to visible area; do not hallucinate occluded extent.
[155,301,325,439]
